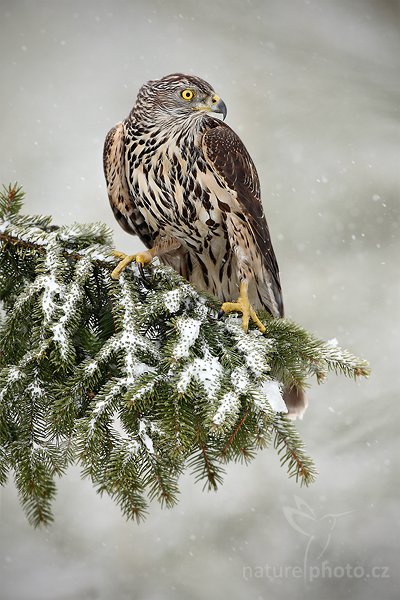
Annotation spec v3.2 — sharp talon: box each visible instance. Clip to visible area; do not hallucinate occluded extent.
[110,248,155,280]
[220,282,266,333]
[137,261,151,287]
[249,308,266,334]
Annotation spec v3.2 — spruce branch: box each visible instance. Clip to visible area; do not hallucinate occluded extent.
[272,414,318,485]
[0,184,370,526]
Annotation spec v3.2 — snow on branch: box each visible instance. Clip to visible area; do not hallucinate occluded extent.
[0,185,370,526]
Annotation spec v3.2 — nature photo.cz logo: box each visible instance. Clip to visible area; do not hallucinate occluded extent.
[283,495,353,569]
[242,496,390,583]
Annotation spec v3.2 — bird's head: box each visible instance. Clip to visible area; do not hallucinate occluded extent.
[133,73,227,124]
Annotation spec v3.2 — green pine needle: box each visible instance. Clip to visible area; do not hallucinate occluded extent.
[0,184,369,526]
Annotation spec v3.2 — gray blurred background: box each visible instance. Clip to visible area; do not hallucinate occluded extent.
[0,0,399,598]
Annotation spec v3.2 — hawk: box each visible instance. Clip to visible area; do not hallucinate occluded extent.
[104,73,306,417]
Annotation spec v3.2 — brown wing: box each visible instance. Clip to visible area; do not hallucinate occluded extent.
[103,122,153,247]
[202,120,283,316]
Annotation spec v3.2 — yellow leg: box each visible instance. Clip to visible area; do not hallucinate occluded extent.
[111,248,156,280]
[221,281,266,333]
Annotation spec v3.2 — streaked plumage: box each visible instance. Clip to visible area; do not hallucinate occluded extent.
[104,73,283,316]
[104,73,307,417]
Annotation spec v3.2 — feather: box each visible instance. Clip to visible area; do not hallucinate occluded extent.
[202,121,284,316]
[103,122,153,247]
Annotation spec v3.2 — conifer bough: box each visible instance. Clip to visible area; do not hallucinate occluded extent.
[0,185,369,526]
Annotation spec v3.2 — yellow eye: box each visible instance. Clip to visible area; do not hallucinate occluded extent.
[181,89,194,101]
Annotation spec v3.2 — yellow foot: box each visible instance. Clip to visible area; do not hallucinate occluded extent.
[221,282,266,333]
[111,249,155,280]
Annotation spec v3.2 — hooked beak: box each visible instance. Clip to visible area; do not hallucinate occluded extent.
[193,94,228,120]
[210,95,227,120]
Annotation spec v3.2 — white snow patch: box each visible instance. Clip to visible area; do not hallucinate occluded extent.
[176,368,192,394]
[193,302,209,320]
[79,246,115,262]
[173,317,202,359]
[126,440,140,456]
[212,392,241,425]
[120,329,156,381]
[8,367,22,382]
[93,399,106,414]
[117,275,159,381]
[237,335,269,375]
[129,379,156,402]
[163,289,182,313]
[176,348,223,400]
[139,420,154,453]
[28,382,44,398]
[260,380,288,413]
[39,238,66,323]
[52,322,69,357]
[41,274,64,322]
[123,362,156,386]
[225,318,271,376]
[85,361,98,375]
[32,441,47,453]
[58,225,83,240]
[88,382,127,433]
[252,393,272,414]
[50,259,93,356]
[231,366,250,393]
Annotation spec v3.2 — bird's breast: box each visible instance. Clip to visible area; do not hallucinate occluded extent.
[125,131,233,253]
[123,126,242,299]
